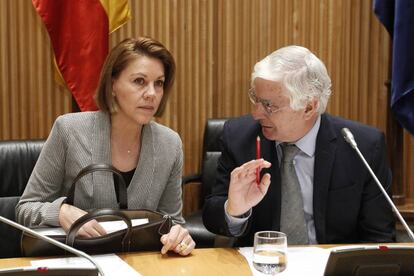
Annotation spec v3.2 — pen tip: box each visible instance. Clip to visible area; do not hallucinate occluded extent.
[257,136,260,141]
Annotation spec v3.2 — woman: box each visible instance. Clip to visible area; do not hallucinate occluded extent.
[16,37,195,255]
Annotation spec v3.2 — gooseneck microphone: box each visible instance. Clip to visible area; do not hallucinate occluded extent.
[341,127,414,241]
[0,215,105,276]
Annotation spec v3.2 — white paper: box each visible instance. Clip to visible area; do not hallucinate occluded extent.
[31,253,140,276]
[33,218,149,236]
[239,246,330,276]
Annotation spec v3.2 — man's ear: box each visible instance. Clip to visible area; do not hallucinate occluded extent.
[303,98,318,120]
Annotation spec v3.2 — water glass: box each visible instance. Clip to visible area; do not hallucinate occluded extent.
[253,231,287,275]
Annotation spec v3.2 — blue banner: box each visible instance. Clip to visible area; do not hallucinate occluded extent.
[374,0,414,136]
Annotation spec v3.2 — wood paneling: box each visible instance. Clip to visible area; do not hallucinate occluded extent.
[405,135,414,203]
[109,0,215,177]
[1,0,413,215]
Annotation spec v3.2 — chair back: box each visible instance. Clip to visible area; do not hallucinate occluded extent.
[199,118,227,205]
[0,196,21,258]
[0,139,44,258]
[0,139,45,196]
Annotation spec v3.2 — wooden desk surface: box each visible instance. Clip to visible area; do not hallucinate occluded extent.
[1,243,413,275]
[0,248,252,276]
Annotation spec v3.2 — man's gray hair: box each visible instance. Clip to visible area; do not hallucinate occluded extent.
[251,45,332,114]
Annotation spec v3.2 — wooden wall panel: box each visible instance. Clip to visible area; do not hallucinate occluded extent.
[215,0,390,129]
[109,0,214,177]
[1,0,413,213]
[404,135,414,202]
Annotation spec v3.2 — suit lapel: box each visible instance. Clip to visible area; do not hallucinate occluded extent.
[263,136,281,231]
[252,131,280,232]
[129,122,155,208]
[313,114,337,243]
[90,111,118,208]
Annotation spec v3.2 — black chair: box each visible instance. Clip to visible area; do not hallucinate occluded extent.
[0,139,45,258]
[182,118,231,247]
[0,196,22,258]
[0,139,45,197]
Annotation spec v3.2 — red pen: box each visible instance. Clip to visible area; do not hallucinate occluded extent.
[256,136,261,186]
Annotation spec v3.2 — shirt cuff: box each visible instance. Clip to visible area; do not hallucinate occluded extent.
[224,200,251,236]
[43,197,67,227]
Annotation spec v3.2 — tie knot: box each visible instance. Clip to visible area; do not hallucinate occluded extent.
[281,143,300,163]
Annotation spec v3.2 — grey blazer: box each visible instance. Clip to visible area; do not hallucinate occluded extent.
[16,111,184,227]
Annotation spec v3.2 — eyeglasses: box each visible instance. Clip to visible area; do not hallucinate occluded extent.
[248,88,288,115]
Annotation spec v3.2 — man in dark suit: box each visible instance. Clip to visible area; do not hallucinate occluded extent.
[202,45,395,246]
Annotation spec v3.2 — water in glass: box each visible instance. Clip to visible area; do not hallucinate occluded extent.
[253,231,287,275]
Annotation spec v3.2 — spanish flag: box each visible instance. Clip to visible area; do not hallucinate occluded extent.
[32,0,131,111]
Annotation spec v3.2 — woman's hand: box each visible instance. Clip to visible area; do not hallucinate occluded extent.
[160,224,195,256]
[58,203,107,238]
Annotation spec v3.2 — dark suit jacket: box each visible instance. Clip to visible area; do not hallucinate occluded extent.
[202,113,395,246]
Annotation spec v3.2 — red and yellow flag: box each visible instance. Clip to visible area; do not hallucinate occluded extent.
[32,0,131,111]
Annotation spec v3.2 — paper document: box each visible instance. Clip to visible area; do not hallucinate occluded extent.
[33,218,149,236]
[31,253,140,276]
[239,246,330,276]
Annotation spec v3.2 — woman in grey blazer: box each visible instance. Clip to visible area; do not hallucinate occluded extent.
[16,37,195,255]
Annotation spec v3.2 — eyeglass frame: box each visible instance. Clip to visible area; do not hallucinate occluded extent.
[248,88,289,115]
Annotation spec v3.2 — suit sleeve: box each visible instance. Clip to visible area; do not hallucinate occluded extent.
[358,132,395,242]
[15,117,68,227]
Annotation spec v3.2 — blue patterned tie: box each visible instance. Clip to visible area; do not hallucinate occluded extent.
[279,143,309,245]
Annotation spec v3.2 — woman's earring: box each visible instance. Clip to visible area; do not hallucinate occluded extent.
[110,92,118,113]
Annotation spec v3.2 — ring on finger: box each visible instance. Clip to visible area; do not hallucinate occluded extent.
[178,241,188,252]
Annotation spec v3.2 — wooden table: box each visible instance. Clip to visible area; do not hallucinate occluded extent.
[0,248,252,276]
[1,243,413,275]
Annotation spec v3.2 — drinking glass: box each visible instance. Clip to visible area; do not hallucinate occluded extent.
[253,231,287,275]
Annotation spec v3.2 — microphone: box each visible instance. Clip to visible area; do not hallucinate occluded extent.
[341,127,414,241]
[0,215,105,276]
[341,127,357,149]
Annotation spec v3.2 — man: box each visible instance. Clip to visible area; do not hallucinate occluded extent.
[202,45,395,246]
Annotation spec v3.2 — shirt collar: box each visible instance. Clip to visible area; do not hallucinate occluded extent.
[295,115,321,157]
[275,115,321,157]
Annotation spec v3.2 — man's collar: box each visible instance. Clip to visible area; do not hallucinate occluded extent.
[275,115,321,157]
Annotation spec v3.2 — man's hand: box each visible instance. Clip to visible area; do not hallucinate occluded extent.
[227,159,271,216]
[59,203,107,237]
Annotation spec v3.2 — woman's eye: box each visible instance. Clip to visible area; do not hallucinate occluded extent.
[133,78,145,85]
[155,80,164,87]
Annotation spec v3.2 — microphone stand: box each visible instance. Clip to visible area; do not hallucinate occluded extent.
[0,215,105,276]
[342,128,414,241]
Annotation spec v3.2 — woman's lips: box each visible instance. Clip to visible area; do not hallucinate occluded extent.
[138,105,155,111]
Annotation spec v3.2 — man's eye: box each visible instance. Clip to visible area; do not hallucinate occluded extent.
[263,101,273,108]
[133,78,145,85]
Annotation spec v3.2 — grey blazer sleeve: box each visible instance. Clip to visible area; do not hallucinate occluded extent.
[16,117,68,227]
[156,134,185,224]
